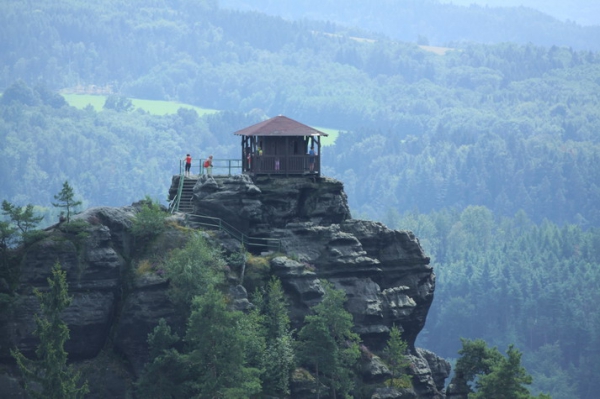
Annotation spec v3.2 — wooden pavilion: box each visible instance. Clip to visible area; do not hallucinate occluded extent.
[234,115,328,177]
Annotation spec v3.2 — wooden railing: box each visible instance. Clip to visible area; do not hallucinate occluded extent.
[245,154,320,175]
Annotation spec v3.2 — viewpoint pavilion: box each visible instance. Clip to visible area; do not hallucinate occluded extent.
[234,115,327,178]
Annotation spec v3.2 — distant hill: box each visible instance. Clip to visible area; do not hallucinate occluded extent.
[220,0,600,51]
[439,0,600,26]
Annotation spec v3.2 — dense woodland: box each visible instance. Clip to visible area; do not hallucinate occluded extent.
[1,0,600,398]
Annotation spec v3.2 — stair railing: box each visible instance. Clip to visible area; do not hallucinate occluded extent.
[168,160,186,214]
[185,212,281,253]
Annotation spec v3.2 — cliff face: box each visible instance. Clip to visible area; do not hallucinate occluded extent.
[0,176,450,398]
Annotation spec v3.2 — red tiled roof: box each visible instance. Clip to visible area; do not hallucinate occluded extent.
[233,115,328,137]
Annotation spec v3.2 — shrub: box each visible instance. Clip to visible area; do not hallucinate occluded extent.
[243,254,271,293]
[165,233,225,312]
[136,259,154,276]
[22,229,48,246]
[131,198,167,241]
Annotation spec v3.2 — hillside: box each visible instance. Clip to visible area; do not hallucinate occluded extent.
[220,0,600,50]
[1,2,600,397]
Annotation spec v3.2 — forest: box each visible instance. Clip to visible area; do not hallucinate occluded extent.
[1,0,600,398]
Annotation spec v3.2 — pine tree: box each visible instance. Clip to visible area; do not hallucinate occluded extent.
[136,318,190,399]
[261,278,295,396]
[10,262,89,399]
[384,325,412,388]
[52,181,82,223]
[297,281,361,399]
[137,289,263,399]
[185,287,262,398]
[1,200,44,235]
[454,339,551,399]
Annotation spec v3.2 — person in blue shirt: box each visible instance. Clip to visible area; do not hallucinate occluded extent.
[308,146,316,172]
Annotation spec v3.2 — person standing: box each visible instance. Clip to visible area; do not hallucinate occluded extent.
[308,146,316,172]
[204,155,213,176]
[185,154,192,177]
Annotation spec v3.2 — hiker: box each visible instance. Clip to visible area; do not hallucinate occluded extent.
[204,155,213,176]
[185,153,192,177]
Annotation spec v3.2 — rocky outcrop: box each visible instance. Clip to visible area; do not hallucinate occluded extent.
[189,175,449,397]
[176,174,351,233]
[0,176,450,398]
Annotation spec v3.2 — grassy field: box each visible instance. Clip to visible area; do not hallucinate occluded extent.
[62,94,341,146]
[61,94,219,116]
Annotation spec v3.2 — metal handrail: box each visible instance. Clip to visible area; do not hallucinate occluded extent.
[186,212,281,252]
[168,170,186,213]
[200,158,243,176]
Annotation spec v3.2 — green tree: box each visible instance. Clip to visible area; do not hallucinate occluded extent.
[384,325,412,389]
[0,219,19,302]
[260,277,295,396]
[137,289,263,399]
[453,339,550,399]
[297,281,361,399]
[1,200,44,235]
[164,233,225,312]
[103,95,134,112]
[185,288,262,398]
[130,197,167,254]
[136,319,191,399]
[0,219,18,249]
[473,345,552,399]
[10,262,89,399]
[52,181,82,223]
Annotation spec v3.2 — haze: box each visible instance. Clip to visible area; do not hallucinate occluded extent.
[439,0,600,26]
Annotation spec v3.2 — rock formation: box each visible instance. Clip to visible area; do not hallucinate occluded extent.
[0,176,450,398]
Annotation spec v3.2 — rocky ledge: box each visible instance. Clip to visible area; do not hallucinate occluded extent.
[0,175,450,398]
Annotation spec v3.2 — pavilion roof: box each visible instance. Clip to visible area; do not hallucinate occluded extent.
[233,115,328,137]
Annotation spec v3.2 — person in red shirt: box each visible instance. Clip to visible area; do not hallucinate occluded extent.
[185,154,192,177]
[204,155,213,176]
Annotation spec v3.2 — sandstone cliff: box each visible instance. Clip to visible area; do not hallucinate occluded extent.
[0,175,450,398]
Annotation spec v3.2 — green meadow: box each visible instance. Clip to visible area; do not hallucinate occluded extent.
[61,94,219,116]
[62,94,341,145]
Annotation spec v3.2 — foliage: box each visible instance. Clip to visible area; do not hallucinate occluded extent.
[258,278,296,396]
[136,318,189,398]
[10,262,89,399]
[0,220,19,293]
[52,181,82,223]
[383,325,412,389]
[135,259,154,276]
[406,207,600,398]
[1,4,600,228]
[138,268,297,398]
[242,253,272,293]
[131,197,167,243]
[22,229,49,246]
[1,3,600,398]
[0,219,18,248]
[186,288,262,398]
[57,218,89,233]
[454,339,550,399]
[164,233,225,311]
[297,280,361,399]
[137,288,262,398]
[1,200,44,240]
[103,95,134,113]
